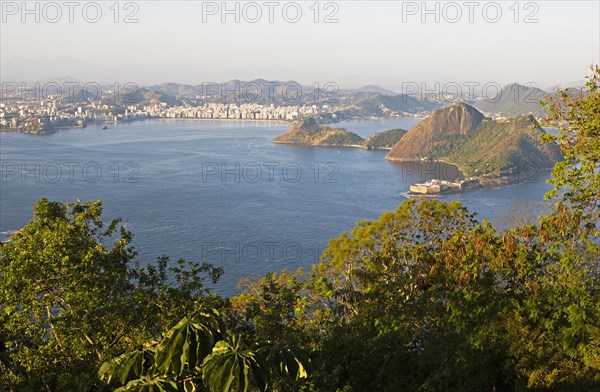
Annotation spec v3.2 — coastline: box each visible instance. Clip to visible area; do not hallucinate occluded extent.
[0,117,292,136]
[272,140,364,148]
[387,156,554,193]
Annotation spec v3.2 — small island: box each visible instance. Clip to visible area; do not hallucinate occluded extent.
[272,117,364,147]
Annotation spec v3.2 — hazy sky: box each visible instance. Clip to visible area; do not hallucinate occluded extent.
[1,1,599,89]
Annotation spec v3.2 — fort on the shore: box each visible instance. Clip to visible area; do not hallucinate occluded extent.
[409,177,482,195]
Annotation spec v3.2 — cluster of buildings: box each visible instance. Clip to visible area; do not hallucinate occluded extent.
[141,102,322,121]
[0,100,124,133]
[0,97,326,134]
[409,177,481,195]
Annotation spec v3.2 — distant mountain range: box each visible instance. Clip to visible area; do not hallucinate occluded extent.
[147,79,334,106]
[20,77,558,122]
[143,81,550,121]
[57,85,182,107]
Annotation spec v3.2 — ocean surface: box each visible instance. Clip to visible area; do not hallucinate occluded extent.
[0,119,554,295]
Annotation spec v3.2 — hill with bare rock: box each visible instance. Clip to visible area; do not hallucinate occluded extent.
[385,103,485,159]
[386,103,561,184]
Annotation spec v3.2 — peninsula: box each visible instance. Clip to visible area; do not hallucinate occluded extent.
[385,103,562,187]
[273,105,562,193]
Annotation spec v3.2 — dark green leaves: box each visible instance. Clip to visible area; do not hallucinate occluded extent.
[262,347,308,381]
[100,311,308,391]
[202,335,269,392]
[154,313,220,377]
[114,376,179,392]
[99,349,150,385]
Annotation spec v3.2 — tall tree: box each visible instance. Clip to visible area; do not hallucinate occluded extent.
[0,199,223,391]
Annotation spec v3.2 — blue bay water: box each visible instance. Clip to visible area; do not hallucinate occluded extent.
[0,119,553,295]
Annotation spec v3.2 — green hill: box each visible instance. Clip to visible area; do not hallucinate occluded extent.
[386,103,561,184]
[272,118,364,147]
[361,128,407,150]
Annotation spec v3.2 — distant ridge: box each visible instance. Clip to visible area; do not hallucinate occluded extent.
[357,85,397,96]
[148,79,326,106]
[144,80,442,121]
[125,87,181,106]
[472,83,548,118]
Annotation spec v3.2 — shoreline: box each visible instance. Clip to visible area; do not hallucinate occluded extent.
[1,115,423,136]
[272,140,364,148]
[386,156,555,193]
[0,117,293,136]
[272,141,552,194]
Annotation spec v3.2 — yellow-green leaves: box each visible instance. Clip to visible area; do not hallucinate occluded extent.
[202,335,269,392]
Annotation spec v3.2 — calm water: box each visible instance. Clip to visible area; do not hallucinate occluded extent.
[334,118,424,138]
[0,119,553,295]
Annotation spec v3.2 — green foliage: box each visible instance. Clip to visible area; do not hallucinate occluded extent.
[98,349,152,386]
[361,128,407,150]
[319,131,363,146]
[154,316,214,377]
[114,377,179,392]
[99,311,221,390]
[99,311,308,392]
[310,199,517,391]
[0,199,224,391]
[428,115,560,179]
[541,64,600,229]
[232,194,599,390]
[202,335,269,392]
